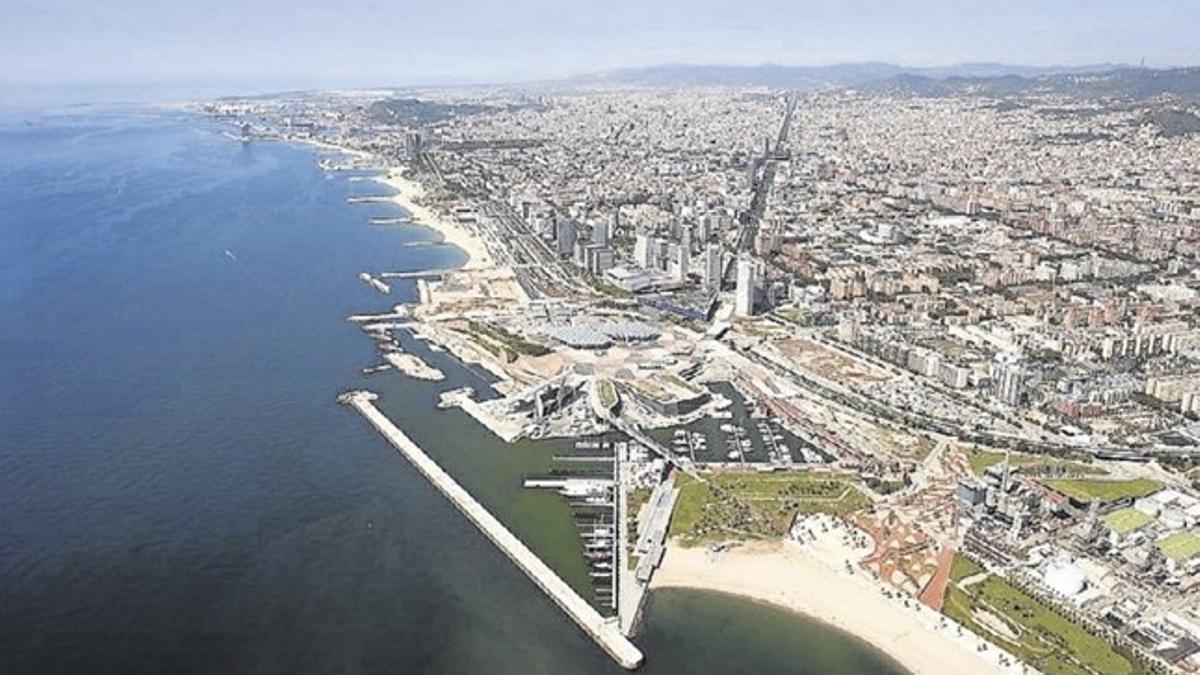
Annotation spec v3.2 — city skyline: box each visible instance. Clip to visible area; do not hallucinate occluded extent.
[8,3,1200,674]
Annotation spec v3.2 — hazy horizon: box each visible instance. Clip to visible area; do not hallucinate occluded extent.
[3,0,1200,101]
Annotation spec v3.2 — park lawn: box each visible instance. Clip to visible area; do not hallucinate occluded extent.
[628,487,652,515]
[1042,478,1161,503]
[943,575,1141,675]
[669,471,868,546]
[948,553,986,583]
[464,320,551,360]
[967,449,1105,478]
[625,487,654,570]
[1100,507,1154,535]
[1158,531,1200,563]
[597,379,618,408]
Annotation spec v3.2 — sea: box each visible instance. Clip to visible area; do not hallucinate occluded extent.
[0,106,908,675]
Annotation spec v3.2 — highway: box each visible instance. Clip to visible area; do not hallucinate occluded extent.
[728,94,798,282]
[727,337,1165,463]
[411,147,595,299]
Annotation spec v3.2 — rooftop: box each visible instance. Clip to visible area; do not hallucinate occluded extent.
[1100,507,1153,535]
[547,326,612,349]
[1157,531,1200,563]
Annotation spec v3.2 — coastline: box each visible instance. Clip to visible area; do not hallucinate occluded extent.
[373,169,494,271]
[324,134,1011,674]
[272,132,494,272]
[651,535,1025,675]
[303,132,1001,673]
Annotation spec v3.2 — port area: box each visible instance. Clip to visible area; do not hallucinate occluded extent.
[352,310,446,382]
[619,462,679,636]
[339,390,644,670]
[382,351,444,381]
[522,432,680,639]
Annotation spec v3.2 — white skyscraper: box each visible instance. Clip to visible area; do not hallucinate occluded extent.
[675,228,691,281]
[592,219,610,247]
[735,259,757,317]
[697,215,712,244]
[990,353,1027,406]
[555,219,577,258]
[703,244,723,290]
[634,234,652,269]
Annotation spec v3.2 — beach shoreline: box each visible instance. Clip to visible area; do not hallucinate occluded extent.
[372,169,494,271]
[270,131,494,272]
[301,129,1004,675]
[650,531,1026,675]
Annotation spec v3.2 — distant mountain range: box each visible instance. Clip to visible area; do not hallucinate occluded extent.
[559,62,1200,99]
[858,67,1200,100]
[565,62,1129,86]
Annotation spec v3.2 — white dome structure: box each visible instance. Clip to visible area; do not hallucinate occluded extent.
[1043,558,1087,598]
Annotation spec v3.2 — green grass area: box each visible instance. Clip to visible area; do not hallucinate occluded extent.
[967,449,1105,478]
[863,475,906,495]
[1157,531,1200,563]
[1100,507,1154,535]
[943,575,1141,675]
[631,377,670,402]
[1042,478,1162,503]
[662,372,703,396]
[626,487,652,569]
[450,324,503,359]
[922,336,975,360]
[597,379,618,408]
[669,471,869,546]
[776,307,805,323]
[948,553,986,583]
[867,430,936,462]
[462,320,551,362]
[627,487,652,518]
[630,372,706,404]
[592,280,634,299]
[908,437,937,462]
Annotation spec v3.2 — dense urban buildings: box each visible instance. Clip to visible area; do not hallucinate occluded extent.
[206,73,1200,673]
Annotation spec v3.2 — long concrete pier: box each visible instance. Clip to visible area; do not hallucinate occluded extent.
[340,390,644,670]
[378,268,459,279]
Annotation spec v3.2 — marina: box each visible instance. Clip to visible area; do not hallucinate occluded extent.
[340,391,644,670]
[523,438,624,612]
[651,381,827,468]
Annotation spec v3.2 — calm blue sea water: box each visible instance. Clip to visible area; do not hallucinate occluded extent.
[0,107,906,675]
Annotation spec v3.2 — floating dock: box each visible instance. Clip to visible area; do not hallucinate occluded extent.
[340,391,644,670]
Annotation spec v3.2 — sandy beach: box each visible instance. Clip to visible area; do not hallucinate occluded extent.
[650,517,1026,675]
[374,169,494,271]
[294,136,493,271]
